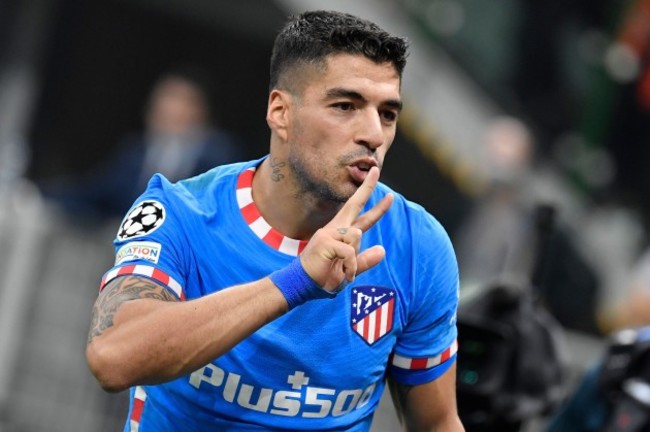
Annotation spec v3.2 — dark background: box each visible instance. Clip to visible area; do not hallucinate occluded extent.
[3,0,648,233]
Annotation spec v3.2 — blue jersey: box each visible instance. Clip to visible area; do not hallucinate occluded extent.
[100,158,459,431]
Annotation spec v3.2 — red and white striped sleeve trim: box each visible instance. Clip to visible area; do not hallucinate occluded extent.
[99,264,185,300]
[129,386,147,432]
[390,339,458,370]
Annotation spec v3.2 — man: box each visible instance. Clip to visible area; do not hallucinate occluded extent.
[41,67,242,221]
[86,10,463,431]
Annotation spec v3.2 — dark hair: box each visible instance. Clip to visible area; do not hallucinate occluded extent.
[269,10,409,92]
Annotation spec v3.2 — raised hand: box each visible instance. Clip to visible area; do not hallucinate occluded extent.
[299,167,394,292]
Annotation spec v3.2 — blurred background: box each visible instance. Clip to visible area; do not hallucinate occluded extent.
[0,0,649,430]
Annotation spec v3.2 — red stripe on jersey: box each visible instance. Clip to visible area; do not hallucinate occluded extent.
[363,318,370,341]
[441,346,451,363]
[131,396,145,423]
[119,264,136,276]
[235,166,308,257]
[240,202,260,224]
[237,168,254,189]
[410,358,429,370]
[390,339,458,370]
[263,229,284,250]
[152,268,169,285]
[99,265,184,300]
[387,297,394,328]
[374,304,383,342]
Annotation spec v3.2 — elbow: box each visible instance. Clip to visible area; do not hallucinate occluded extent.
[86,341,133,393]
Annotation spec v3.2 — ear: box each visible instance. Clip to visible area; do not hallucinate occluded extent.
[266,89,292,143]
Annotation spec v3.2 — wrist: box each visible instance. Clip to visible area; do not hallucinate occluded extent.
[269,258,336,310]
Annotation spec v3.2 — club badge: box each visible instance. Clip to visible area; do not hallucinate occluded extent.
[351,286,396,345]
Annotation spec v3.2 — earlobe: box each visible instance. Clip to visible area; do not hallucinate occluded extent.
[266,90,290,142]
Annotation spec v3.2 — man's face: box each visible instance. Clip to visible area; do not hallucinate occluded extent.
[147,78,207,136]
[285,53,402,203]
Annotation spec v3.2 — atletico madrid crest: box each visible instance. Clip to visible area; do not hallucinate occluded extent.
[351,286,396,345]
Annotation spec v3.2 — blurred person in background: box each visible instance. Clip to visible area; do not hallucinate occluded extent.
[599,247,650,333]
[454,116,601,334]
[85,10,464,432]
[40,67,244,222]
[454,116,537,288]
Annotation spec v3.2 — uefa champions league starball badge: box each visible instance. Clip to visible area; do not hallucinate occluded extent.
[117,200,166,240]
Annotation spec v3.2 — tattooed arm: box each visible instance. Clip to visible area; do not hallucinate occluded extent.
[85,275,288,392]
[387,363,465,431]
[86,276,178,345]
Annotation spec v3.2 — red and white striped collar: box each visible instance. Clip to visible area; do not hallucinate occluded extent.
[236,166,308,256]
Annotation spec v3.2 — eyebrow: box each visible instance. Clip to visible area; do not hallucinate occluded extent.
[325,87,403,112]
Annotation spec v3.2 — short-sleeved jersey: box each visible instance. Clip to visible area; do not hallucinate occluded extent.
[100,158,459,431]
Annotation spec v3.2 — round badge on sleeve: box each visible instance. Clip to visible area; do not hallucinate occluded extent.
[117,200,166,240]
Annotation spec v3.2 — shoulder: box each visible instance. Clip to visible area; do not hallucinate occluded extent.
[151,159,258,208]
[373,182,451,247]
[371,183,457,290]
[117,159,258,232]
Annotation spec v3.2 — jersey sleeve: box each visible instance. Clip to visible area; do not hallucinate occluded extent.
[98,174,189,300]
[388,210,459,386]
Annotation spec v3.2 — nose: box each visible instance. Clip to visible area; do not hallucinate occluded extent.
[355,109,385,150]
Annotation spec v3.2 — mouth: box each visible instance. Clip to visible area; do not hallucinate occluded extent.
[348,158,379,184]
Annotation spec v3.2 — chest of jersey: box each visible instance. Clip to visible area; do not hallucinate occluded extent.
[171,211,404,427]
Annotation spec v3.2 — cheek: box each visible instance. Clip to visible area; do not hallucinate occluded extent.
[293,114,341,149]
[377,134,394,160]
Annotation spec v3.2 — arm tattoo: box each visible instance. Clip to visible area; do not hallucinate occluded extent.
[87,276,177,344]
[270,157,286,182]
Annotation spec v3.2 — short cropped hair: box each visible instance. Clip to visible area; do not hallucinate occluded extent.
[269,10,409,92]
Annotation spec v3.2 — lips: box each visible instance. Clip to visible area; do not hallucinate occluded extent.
[348,158,379,184]
[351,158,378,171]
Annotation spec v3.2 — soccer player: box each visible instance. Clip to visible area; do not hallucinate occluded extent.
[86,10,464,431]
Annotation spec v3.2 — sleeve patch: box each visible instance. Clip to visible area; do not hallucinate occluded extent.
[117,200,166,240]
[115,241,162,265]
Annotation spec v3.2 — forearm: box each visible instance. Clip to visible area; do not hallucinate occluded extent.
[86,277,288,392]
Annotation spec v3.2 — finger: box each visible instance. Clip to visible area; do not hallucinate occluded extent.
[325,242,358,282]
[355,245,386,275]
[335,227,362,254]
[352,193,394,233]
[329,166,380,227]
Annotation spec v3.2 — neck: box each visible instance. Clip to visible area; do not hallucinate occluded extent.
[252,157,339,240]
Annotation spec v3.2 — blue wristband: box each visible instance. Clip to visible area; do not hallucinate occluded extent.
[269,258,337,310]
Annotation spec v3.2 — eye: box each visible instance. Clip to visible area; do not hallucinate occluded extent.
[333,102,355,112]
[381,110,398,123]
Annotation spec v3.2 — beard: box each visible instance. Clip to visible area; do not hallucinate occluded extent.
[287,148,382,206]
[287,152,350,205]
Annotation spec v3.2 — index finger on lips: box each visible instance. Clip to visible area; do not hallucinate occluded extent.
[329,166,380,227]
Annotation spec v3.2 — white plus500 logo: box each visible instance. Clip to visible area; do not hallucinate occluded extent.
[189,364,376,418]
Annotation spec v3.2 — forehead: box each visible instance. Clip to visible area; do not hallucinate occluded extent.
[302,53,401,100]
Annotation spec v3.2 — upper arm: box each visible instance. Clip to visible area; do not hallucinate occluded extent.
[89,184,190,345]
[388,362,464,432]
[87,275,179,344]
[387,213,459,386]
